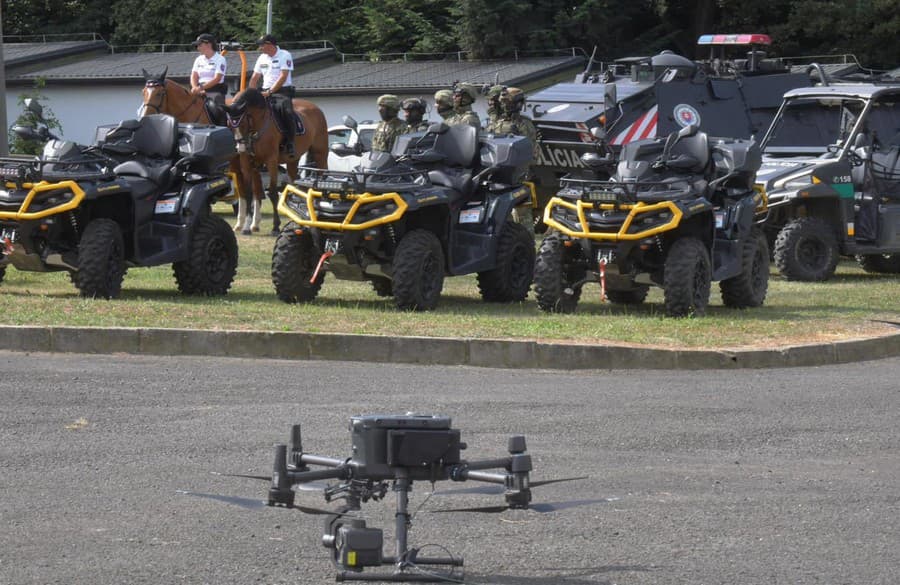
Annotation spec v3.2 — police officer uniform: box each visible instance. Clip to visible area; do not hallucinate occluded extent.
[190,34,228,99]
[253,34,296,154]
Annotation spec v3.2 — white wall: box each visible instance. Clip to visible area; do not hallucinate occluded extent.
[5,86,491,146]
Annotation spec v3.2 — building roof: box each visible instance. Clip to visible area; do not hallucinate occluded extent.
[3,40,109,70]
[7,47,336,86]
[294,56,585,95]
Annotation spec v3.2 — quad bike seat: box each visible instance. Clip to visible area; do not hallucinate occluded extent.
[113,159,173,187]
[428,168,473,198]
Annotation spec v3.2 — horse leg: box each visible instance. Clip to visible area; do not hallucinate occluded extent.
[268,159,287,236]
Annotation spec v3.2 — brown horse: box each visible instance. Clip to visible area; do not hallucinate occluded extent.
[140,68,256,234]
[223,87,329,235]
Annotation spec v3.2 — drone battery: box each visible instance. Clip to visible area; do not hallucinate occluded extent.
[337,525,383,569]
[387,430,461,467]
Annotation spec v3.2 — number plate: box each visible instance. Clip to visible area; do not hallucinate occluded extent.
[0,227,18,243]
[154,198,179,214]
[459,208,483,224]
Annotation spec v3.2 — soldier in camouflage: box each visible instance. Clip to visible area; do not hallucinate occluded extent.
[447,83,481,129]
[492,87,540,231]
[401,97,429,132]
[484,84,506,130]
[371,94,406,153]
[434,89,455,120]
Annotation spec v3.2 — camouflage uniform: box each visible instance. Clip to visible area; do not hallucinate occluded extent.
[434,90,455,121]
[401,97,430,133]
[492,87,540,231]
[447,83,481,129]
[484,84,506,130]
[371,94,406,153]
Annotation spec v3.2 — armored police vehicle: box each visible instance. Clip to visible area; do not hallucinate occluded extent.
[526,34,866,216]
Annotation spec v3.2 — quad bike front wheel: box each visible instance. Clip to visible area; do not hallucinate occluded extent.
[663,236,711,317]
[392,229,444,311]
[76,218,126,299]
[720,226,770,308]
[774,217,839,281]
[174,214,239,295]
[271,226,324,303]
[477,222,535,302]
[856,253,900,274]
[534,231,585,313]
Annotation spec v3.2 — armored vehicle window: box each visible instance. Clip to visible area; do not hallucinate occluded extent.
[764,97,865,155]
[328,128,352,147]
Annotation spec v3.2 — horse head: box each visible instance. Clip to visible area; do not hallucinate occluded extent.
[225,89,271,154]
[141,66,169,116]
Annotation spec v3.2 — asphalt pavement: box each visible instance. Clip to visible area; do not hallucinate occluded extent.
[1,352,899,584]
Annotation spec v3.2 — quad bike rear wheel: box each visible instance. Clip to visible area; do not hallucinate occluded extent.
[856,253,900,274]
[392,229,444,311]
[774,217,839,281]
[534,231,586,313]
[174,214,239,295]
[76,218,125,299]
[477,222,535,302]
[271,226,324,303]
[663,236,711,317]
[720,226,769,308]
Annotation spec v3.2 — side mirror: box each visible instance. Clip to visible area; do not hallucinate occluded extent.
[603,84,617,111]
[24,98,45,119]
[590,127,607,142]
[678,123,699,138]
[342,115,358,131]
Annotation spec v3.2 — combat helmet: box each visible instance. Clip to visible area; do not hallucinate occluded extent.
[453,83,477,106]
[377,94,401,111]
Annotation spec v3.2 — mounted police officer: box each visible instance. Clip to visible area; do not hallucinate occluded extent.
[448,83,481,129]
[434,89,454,121]
[250,34,296,155]
[401,97,429,132]
[190,34,228,105]
[371,94,406,153]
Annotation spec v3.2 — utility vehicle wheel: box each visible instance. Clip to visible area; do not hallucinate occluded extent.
[392,229,444,311]
[174,215,238,295]
[663,237,711,317]
[856,253,900,274]
[271,227,323,303]
[76,218,125,299]
[720,227,770,308]
[477,222,535,302]
[605,286,649,305]
[774,217,839,281]
[534,232,585,313]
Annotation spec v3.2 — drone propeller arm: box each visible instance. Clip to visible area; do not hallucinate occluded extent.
[287,466,349,484]
[455,457,512,472]
[297,453,346,468]
[457,469,507,485]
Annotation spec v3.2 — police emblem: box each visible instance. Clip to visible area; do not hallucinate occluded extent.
[673,104,701,128]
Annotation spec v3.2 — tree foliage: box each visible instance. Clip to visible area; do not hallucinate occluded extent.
[1,0,898,67]
[7,79,63,155]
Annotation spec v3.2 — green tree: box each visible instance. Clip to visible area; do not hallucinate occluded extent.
[109,0,257,49]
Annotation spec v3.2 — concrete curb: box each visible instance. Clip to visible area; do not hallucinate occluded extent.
[0,325,898,369]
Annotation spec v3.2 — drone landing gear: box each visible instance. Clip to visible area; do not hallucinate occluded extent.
[331,471,464,583]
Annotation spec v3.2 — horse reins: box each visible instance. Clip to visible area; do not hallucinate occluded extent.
[227,104,273,156]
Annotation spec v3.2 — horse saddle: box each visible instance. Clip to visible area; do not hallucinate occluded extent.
[203,98,228,127]
[268,102,305,137]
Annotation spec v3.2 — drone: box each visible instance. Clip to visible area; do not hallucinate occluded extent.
[190,414,590,582]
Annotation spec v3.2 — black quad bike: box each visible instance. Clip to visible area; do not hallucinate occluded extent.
[537,124,769,317]
[0,106,238,299]
[273,120,535,310]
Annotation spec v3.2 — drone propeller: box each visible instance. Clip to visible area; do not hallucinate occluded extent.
[210,471,327,492]
[430,497,615,515]
[435,475,589,496]
[177,490,352,516]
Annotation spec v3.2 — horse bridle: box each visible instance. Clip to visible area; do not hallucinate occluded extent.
[227,105,273,156]
[142,80,207,122]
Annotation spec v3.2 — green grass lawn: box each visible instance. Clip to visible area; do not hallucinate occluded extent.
[0,205,897,349]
